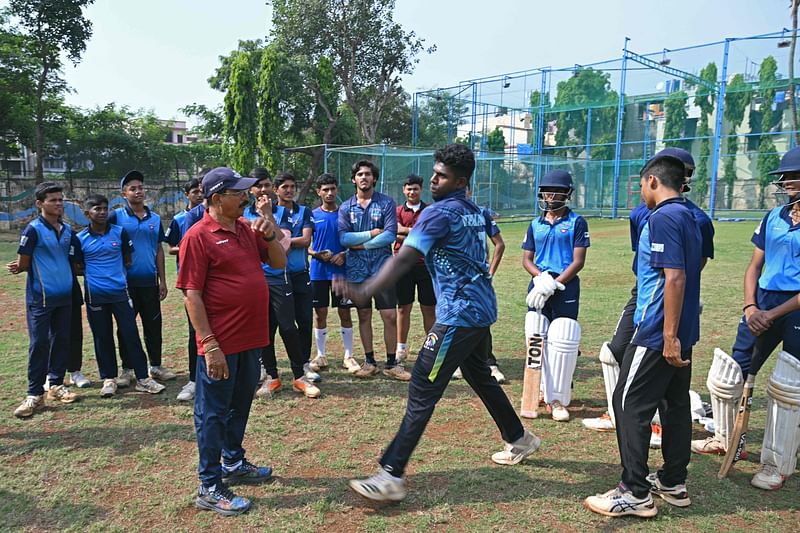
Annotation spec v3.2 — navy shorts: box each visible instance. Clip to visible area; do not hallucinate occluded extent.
[311,280,351,309]
[396,264,436,306]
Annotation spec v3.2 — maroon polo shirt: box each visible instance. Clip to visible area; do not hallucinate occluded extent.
[176,214,271,356]
[395,201,427,263]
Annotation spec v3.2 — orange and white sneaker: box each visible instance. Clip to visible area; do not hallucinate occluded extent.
[256,377,282,398]
[649,423,662,449]
[292,376,321,398]
[582,412,615,432]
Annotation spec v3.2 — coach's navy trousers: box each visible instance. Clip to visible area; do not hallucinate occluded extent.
[194,348,261,488]
[380,324,525,477]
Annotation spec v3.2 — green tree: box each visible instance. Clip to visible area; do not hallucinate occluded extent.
[486,127,506,153]
[552,68,618,160]
[722,74,751,209]
[223,51,258,174]
[208,39,264,93]
[4,0,94,181]
[756,56,781,208]
[691,62,717,206]
[416,92,467,148]
[527,89,551,148]
[180,103,224,140]
[0,18,36,157]
[271,0,434,143]
[663,90,690,151]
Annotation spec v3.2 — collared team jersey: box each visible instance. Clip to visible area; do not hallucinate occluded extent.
[632,197,702,351]
[284,203,313,273]
[17,216,74,308]
[521,208,590,274]
[108,206,165,287]
[338,191,397,282]
[752,205,800,292]
[242,203,290,284]
[310,207,345,281]
[74,224,133,305]
[404,189,496,328]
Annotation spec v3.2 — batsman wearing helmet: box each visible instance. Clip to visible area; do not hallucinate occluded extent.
[521,169,590,422]
[692,146,800,491]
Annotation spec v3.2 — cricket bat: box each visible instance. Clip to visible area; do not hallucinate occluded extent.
[520,311,547,419]
[717,374,755,479]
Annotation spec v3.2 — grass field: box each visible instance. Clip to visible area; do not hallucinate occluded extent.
[1,218,798,532]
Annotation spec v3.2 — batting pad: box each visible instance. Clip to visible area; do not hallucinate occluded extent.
[762,351,800,477]
[707,348,744,451]
[599,342,620,424]
[525,311,550,338]
[543,317,581,406]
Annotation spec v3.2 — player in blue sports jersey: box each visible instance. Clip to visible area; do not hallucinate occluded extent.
[339,144,539,503]
[242,169,321,399]
[522,170,590,422]
[8,182,79,417]
[584,148,714,449]
[165,177,204,401]
[585,153,702,518]
[73,194,166,398]
[109,170,176,385]
[308,174,357,373]
[692,147,800,491]
[338,160,410,381]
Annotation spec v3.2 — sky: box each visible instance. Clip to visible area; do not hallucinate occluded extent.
[4,0,792,121]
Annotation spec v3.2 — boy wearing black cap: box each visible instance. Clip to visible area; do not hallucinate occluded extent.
[521,169,590,422]
[584,153,702,518]
[110,170,176,385]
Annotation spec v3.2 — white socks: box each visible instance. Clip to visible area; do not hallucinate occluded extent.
[314,328,328,357]
[396,342,407,353]
[342,327,354,358]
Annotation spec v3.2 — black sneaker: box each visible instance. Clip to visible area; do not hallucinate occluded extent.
[646,472,691,507]
[222,460,273,485]
[195,483,251,516]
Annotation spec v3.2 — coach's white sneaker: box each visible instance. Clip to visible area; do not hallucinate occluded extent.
[176,381,196,401]
[452,367,463,380]
[551,401,570,422]
[583,485,657,518]
[489,365,506,384]
[582,412,615,432]
[349,469,407,502]
[751,464,786,491]
[491,429,541,465]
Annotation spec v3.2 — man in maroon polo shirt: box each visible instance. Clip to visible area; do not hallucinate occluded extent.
[394,174,436,363]
[177,167,286,516]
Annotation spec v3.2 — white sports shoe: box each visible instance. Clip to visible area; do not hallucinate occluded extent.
[452,367,463,380]
[343,357,361,374]
[349,469,407,502]
[751,463,786,491]
[116,368,135,388]
[582,412,615,432]
[310,355,328,371]
[489,365,506,384]
[303,363,322,383]
[176,381,196,401]
[551,400,570,422]
[491,429,541,465]
[135,377,166,394]
[583,485,657,518]
[100,379,117,398]
[149,365,177,381]
[69,371,91,388]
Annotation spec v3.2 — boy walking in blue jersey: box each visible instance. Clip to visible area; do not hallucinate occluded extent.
[73,194,165,398]
[9,182,79,417]
[338,160,410,381]
[522,170,590,422]
[338,144,539,502]
[584,153,702,518]
[166,177,204,401]
[308,174,357,372]
[110,170,176,385]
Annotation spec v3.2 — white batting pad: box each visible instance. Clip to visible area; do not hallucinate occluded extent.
[706,348,744,451]
[762,351,800,477]
[598,342,620,424]
[543,317,581,406]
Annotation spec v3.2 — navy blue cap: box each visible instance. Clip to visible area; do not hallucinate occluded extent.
[539,169,573,189]
[202,167,257,197]
[654,147,695,168]
[768,146,800,175]
[120,170,144,190]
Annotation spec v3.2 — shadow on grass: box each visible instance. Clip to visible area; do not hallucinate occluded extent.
[247,460,799,525]
[0,422,194,456]
[0,488,102,530]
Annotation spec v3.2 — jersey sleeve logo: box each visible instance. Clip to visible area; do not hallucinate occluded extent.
[19,235,28,247]
[650,242,664,253]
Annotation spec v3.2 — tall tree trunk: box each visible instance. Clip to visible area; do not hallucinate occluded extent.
[33,62,50,183]
[791,0,799,145]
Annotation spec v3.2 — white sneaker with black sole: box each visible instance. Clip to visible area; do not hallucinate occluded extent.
[349,469,407,502]
[646,472,691,507]
[491,429,541,465]
[100,379,117,398]
[583,485,657,518]
[176,381,195,401]
[69,371,92,388]
[135,377,166,394]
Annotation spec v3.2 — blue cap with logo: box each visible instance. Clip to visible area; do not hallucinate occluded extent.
[120,170,144,190]
[201,167,257,197]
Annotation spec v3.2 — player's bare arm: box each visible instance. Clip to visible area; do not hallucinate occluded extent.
[662,267,689,368]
